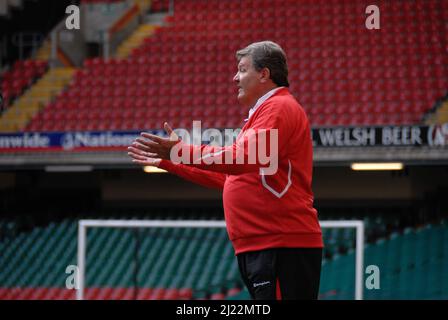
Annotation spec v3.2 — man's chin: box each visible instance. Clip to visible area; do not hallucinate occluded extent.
[237,93,245,104]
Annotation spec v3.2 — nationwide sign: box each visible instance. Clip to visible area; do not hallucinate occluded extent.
[0,131,145,152]
[0,124,447,152]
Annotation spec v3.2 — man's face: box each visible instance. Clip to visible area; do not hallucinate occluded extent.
[233,56,263,107]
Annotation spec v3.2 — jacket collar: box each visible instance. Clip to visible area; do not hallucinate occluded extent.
[244,87,285,122]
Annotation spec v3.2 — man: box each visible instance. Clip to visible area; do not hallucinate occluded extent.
[128,41,323,300]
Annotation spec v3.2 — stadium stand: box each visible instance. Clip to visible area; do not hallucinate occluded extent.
[150,0,169,13]
[0,213,446,300]
[115,24,159,59]
[425,93,448,124]
[0,214,243,300]
[16,0,447,133]
[319,220,448,299]
[0,60,48,113]
[0,0,447,301]
[1,67,74,132]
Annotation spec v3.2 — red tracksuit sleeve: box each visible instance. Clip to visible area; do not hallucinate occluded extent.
[170,101,288,175]
[158,159,226,190]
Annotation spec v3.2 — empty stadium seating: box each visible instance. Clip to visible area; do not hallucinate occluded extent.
[1,60,48,112]
[150,0,169,13]
[320,221,448,299]
[19,0,447,132]
[1,67,75,132]
[0,215,243,300]
[0,212,447,300]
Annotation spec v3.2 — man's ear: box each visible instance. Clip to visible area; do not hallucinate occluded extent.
[259,67,271,83]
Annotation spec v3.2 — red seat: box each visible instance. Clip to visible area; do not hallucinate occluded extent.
[21,0,445,132]
[163,289,180,300]
[149,288,165,300]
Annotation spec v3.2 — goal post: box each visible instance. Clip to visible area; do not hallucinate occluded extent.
[77,219,364,300]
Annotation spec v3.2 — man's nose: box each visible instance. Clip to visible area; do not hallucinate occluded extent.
[233,73,239,83]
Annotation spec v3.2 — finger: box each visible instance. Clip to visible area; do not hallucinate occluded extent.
[128,149,160,160]
[131,141,151,152]
[164,122,179,141]
[164,122,173,135]
[142,151,160,158]
[136,137,159,146]
[133,159,159,166]
[140,132,164,143]
[136,138,160,150]
[128,146,147,156]
[128,152,147,161]
[128,146,159,157]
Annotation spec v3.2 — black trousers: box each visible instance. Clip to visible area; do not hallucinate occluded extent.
[237,247,323,300]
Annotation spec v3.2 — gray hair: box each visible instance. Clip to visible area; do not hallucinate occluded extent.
[236,41,289,87]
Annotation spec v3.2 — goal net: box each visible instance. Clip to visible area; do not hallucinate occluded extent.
[76,219,364,300]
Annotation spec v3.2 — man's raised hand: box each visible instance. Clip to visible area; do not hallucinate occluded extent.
[127,122,180,164]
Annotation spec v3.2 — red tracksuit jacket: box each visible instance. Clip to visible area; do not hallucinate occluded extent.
[159,88,323,254]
